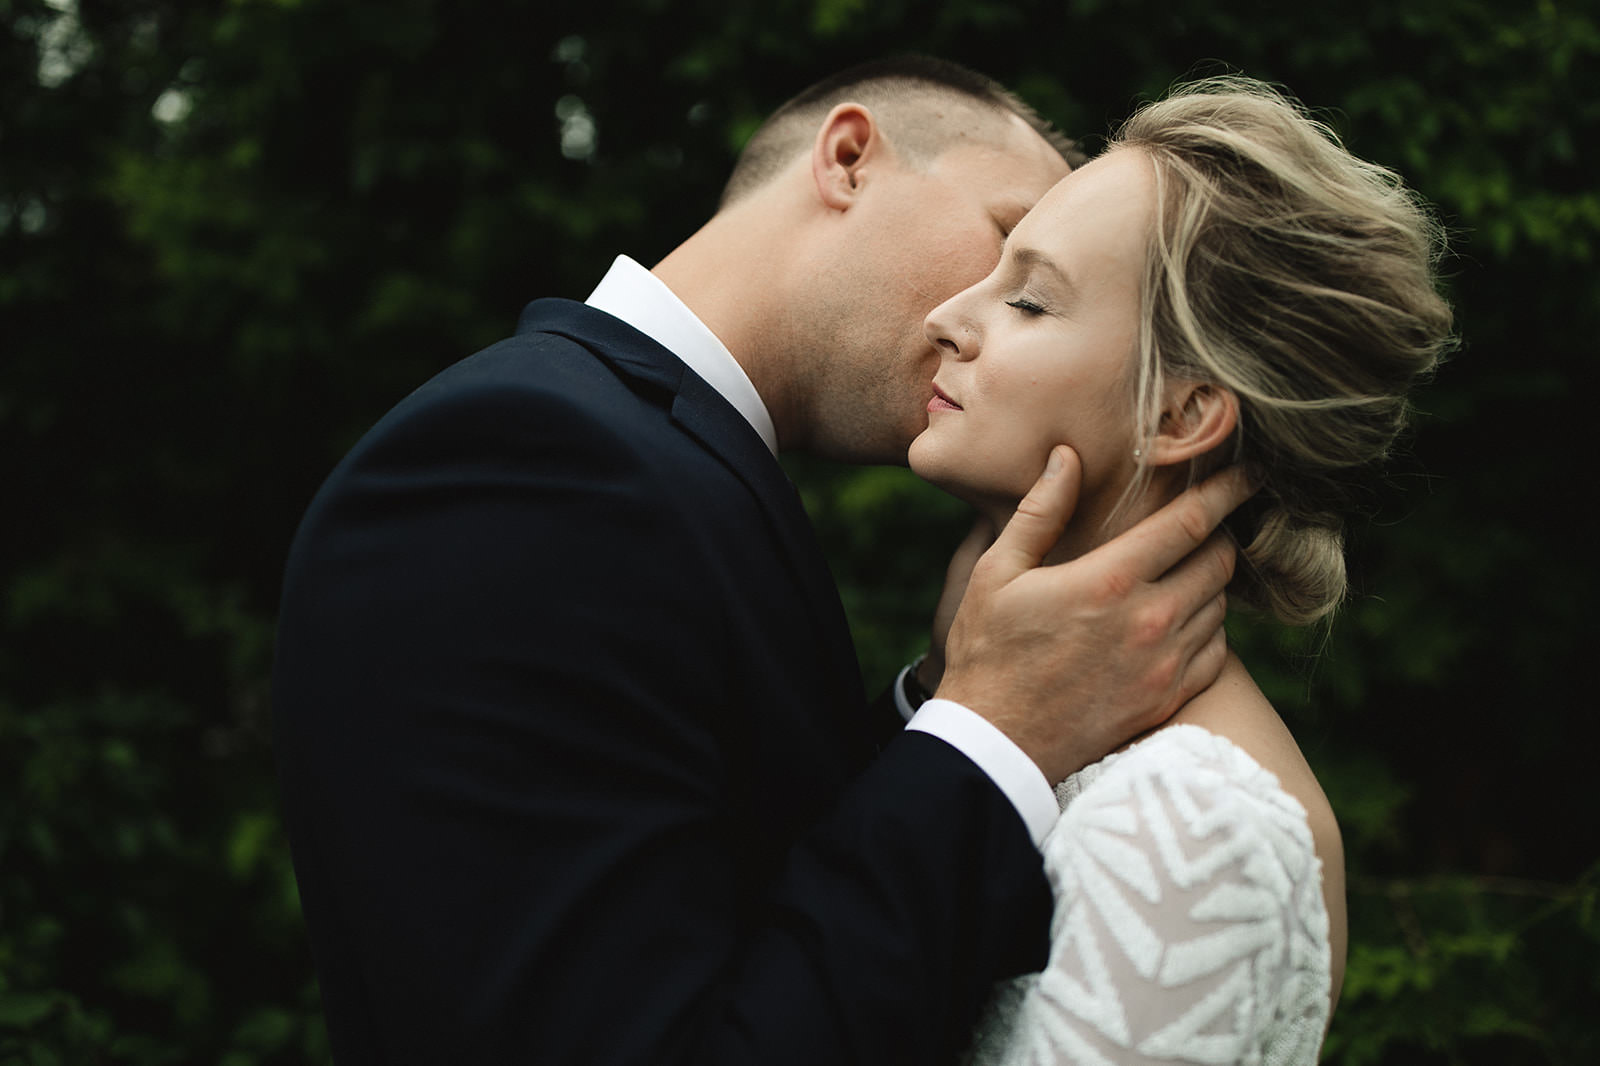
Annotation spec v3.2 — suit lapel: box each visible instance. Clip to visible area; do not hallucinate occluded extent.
[519,300,865,707]
[668,371,865,706]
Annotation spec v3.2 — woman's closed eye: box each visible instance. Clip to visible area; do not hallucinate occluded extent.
[1005,296,1048,316]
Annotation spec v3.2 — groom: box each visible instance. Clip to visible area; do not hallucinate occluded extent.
[273,56,1245,1065]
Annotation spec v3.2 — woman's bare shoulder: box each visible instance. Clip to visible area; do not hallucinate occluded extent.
[1165,654,1347,1004]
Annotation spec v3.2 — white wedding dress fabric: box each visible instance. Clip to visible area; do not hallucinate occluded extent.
[965,725,1332,1066]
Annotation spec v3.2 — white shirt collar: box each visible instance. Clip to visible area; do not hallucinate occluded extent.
[585,255,778,455]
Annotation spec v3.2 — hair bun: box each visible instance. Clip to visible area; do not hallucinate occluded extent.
[1231,502,1347,625]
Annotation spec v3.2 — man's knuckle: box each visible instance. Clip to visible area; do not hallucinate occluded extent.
[1133,656,1178,713]
[1132,603,1175,644]
[1013,491,1054,521]
[1213,539,1238,581]
[1177,500,1212,547]
[1095,568,1135,604]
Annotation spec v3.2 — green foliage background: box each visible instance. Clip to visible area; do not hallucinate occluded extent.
[2,0,1596,1061]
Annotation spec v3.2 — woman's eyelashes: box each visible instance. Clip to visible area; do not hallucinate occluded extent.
[1005,294,1048,316]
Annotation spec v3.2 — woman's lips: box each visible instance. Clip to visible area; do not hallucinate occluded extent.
[928,383,963,412]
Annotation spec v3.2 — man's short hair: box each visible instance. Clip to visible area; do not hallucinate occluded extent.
[719,55,1084,208]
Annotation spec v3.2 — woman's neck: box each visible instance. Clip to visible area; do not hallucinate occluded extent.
[976,479,1171,570]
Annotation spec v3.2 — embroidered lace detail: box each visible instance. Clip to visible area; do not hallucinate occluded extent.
[966,725,1331,1066]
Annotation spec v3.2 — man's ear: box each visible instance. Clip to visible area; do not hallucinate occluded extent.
[1145,380,1239,466]
[811,103,881,210]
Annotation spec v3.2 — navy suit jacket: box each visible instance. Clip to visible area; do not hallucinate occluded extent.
[272,299,1050,1064]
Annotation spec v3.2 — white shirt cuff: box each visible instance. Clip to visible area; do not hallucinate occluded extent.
[906,698,1059,847]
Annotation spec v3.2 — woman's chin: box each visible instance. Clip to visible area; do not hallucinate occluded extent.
[911,469,1015,522]
[905,436,940,486]
[912,441,1055,520]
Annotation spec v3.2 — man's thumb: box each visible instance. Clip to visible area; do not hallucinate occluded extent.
[985,446,1082,581]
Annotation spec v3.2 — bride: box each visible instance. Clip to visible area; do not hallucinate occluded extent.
[908,77,1453,1063]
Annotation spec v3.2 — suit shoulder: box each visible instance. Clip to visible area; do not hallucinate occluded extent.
[414,327,653,411]
[352,325,677,464]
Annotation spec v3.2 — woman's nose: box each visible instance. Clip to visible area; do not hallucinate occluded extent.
[924,295,978,360]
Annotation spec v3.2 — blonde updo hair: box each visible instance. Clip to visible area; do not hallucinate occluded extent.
[1114,77,1454,625]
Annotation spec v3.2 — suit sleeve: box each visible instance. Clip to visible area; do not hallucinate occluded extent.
[272,378,1049,1065]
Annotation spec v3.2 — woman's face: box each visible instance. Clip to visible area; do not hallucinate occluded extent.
[908,148,1155,536]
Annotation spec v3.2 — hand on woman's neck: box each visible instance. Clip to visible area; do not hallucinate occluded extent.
[978,465,1182,570]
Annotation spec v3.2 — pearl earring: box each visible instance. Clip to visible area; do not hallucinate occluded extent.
[1132,448,1143,459]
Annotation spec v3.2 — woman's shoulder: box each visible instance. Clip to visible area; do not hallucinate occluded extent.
[1067,719,1305,800]
[1048,653,1348,1010]
[1072,657,1346,879]
[969,717,1337,1066]
[1047,722,1325,892]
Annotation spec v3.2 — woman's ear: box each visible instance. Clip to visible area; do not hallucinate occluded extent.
[1145,380,1239,466]
[811,103,880,211]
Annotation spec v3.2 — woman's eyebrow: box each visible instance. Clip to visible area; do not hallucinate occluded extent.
[1008,244,1079,302]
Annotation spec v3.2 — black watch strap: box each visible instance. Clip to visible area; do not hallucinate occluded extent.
[902,657,935,709]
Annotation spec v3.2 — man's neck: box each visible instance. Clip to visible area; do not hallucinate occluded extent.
[651,206,807,452]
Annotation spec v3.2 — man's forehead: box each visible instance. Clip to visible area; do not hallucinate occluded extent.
[936,121,1069,203]
[996,111,1075,179]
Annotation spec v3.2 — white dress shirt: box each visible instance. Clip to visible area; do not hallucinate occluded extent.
[586,255,1058,845]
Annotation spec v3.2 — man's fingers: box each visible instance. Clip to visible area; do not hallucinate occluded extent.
[1104,466,1255,583]
[983,446,1082,583]
[1160,530,1238,626]
[1178,589,1228,647]
[1174,623,1230,710]
[950,515,998,573]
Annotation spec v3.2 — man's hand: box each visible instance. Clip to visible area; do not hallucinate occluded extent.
[936,445,1253,784]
